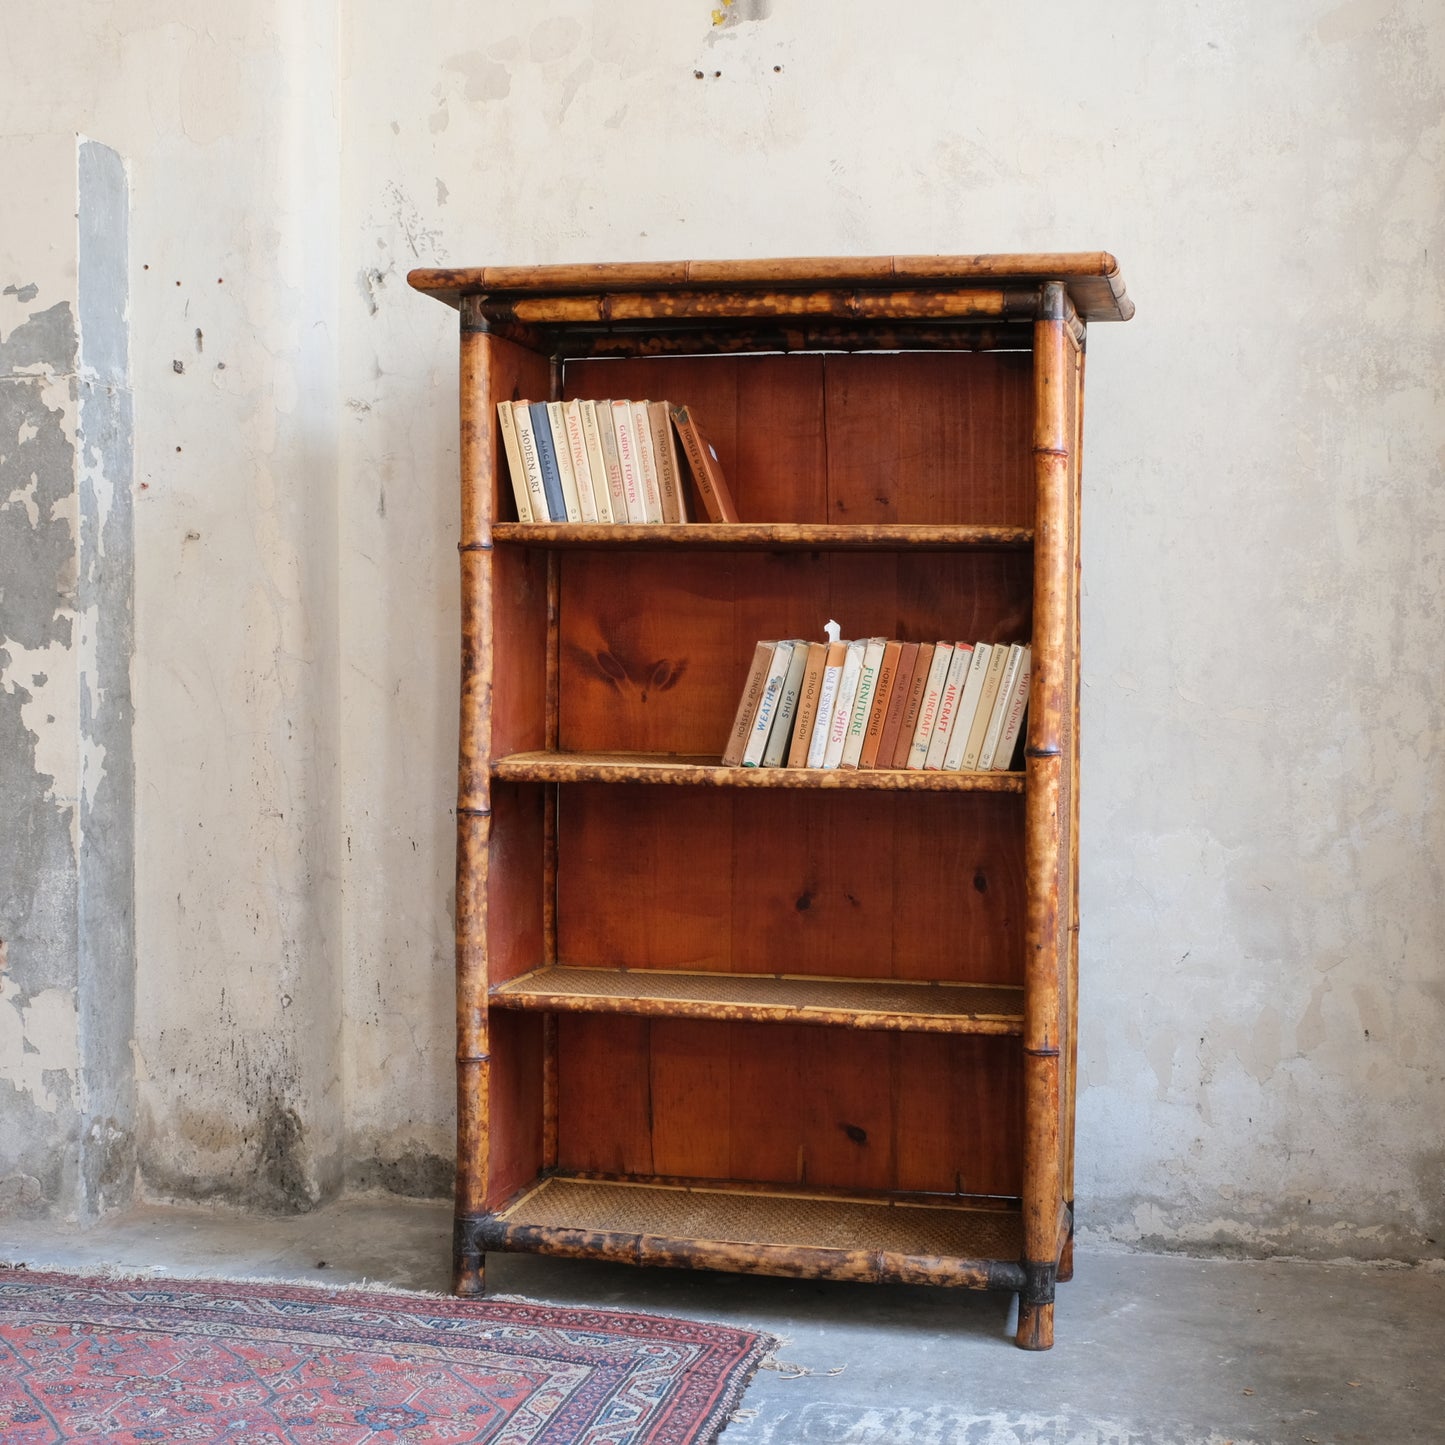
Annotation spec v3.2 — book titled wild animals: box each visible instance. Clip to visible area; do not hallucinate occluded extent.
[496,398,740,524]
[722,625,1031,773]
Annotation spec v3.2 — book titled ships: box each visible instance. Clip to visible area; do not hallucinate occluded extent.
[722,629,1031,773]
[496,398,739,524]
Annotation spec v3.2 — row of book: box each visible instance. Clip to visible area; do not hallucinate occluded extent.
[723,632,1032,773]
[496,398,739,526]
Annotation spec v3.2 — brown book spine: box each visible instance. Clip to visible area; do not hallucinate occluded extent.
[722,641,777,766]
[858,639,904,769]
[648,401,687,523]
[786,642,829,768]
[671,404,740,523]
[888,642,935,770]
[873,641,920,770]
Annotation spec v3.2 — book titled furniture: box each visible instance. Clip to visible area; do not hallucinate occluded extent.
[409,254,1132,1349]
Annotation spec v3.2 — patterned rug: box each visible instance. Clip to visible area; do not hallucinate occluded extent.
[0,1269,773,1443]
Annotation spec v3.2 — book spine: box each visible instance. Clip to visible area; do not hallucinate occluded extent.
[561,399,598,523]
[610,400,645,523]
[545,400,584,522]
[906,642,955,769]
[762,640,810,768]
[787,642,829,768]
[671,404,739,523]
[889,642,935,769]
[495,400,532,523]
[942,641,991,772]
[924,642,973,770]
[962,641,1011,770]
[511,402,552,522]
[822,640,865,769]
[648,401,687,523]
[578,400,614,524]
[806,642,848,768]
[839,637,886,769]
[723,642,777,766]
[529,401,568,523]
[743,641,796,767]
[858,639,904,770]
[978,643,1024,770]
[631,400,664,523]
[595,401,630,522]
[991,644,1032,771]
[873,641,920,770]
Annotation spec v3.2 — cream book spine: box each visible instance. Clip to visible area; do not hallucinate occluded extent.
[805,642,848,768]
[839,637,887,769]
[560,399,598,523]
[509,402,551,523]
[990,644,1032,771]
[962,641,1011,770]
[545,400,584,522]
[742,640,796,767]
[496,400,532,523]
[595,401,630,522]
[648,400,689,523]
[923,642,973,770]
[609,400,645,523]
[978,643,1025,770]
[906,642,955,769]
[762,639,810,767]
[578,400,614,524]
[943,642,992,772]
[822,640,865,769]
[723,642,777,767]
[631,400,664,523]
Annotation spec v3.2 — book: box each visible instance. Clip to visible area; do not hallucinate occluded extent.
[990,644,1032,771]
[961,640,1011,770]
[805,640,849,768]
[786,642,829,769]
[546,400,585,523]
[671,403,740,523]
[610,400,646,523]
[510,402,551,522]
[496,400,533,523]
[723,642,777,766]
[906,642,955,769]
[822,639,866,769]
[594,401,630,523]
[578,400,614,524]
[923,642,974,770]
[648,401,689,523]
[857,639,904,770]
[978,643,1026,770]
[529,401,568,522]
[743,641,796,767]
[763,639,810,767]
[631,400,664,523]
[560,399,598,523]
[839,637,887,769]
[889,642,935,769]
[942,642,992,772]
[871,641,920,770]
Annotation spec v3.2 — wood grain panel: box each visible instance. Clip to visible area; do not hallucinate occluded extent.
[650,1020,732,1179]
[556,1015,654,1176]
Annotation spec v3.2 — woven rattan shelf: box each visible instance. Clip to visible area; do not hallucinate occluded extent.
[491,965,1025,1035]
[413,253,1131,1351]
[491,751,1026,791]
[482,1175,1027,1288]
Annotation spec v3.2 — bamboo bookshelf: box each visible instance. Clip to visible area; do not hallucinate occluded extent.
[409,254,1132,1350]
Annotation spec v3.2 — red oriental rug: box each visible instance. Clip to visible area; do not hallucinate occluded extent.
[0,1270,773,1444]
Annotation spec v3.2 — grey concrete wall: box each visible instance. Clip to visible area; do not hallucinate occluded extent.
[0,136,134,1221]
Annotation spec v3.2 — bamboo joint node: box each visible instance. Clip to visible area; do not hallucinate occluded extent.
[457,806,492,818]
[458,541,493,552]
[1024,745,1062,759]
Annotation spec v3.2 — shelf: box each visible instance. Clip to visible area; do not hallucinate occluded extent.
[490,522,1032,551]
[491,752,1026,791]
[477,1175,1026,1289]
[491,965,1024,1036]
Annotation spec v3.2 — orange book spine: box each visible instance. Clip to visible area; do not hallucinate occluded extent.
[671,404,740,523]
[888,642,935,770]
[857,639,904,769]
[873,641,920,770]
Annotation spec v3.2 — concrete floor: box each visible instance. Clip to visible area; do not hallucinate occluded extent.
[3,1197,1442,1444]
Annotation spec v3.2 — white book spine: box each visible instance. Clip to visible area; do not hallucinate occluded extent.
[509,402,551,523]
[762,640,810,767]
[561,400,598,523]
[545,401,583,522]
[806,660,844,769]
[496,400,532,522]
[978,644,1025,770]
[840,638,886,769]
[610,401,645,523]
[906,643,955,769]
[924,643,973,770]
[822,641,865,769]
[943,642,992,771]
[991,645,1033,771]
[631,401,664,523]
[743,642,796,767]
[578,400,614,524]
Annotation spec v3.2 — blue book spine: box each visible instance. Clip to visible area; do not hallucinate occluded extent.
[529,401,566,522]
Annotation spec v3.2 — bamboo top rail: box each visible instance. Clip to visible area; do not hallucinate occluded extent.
[408,253,1133,323]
